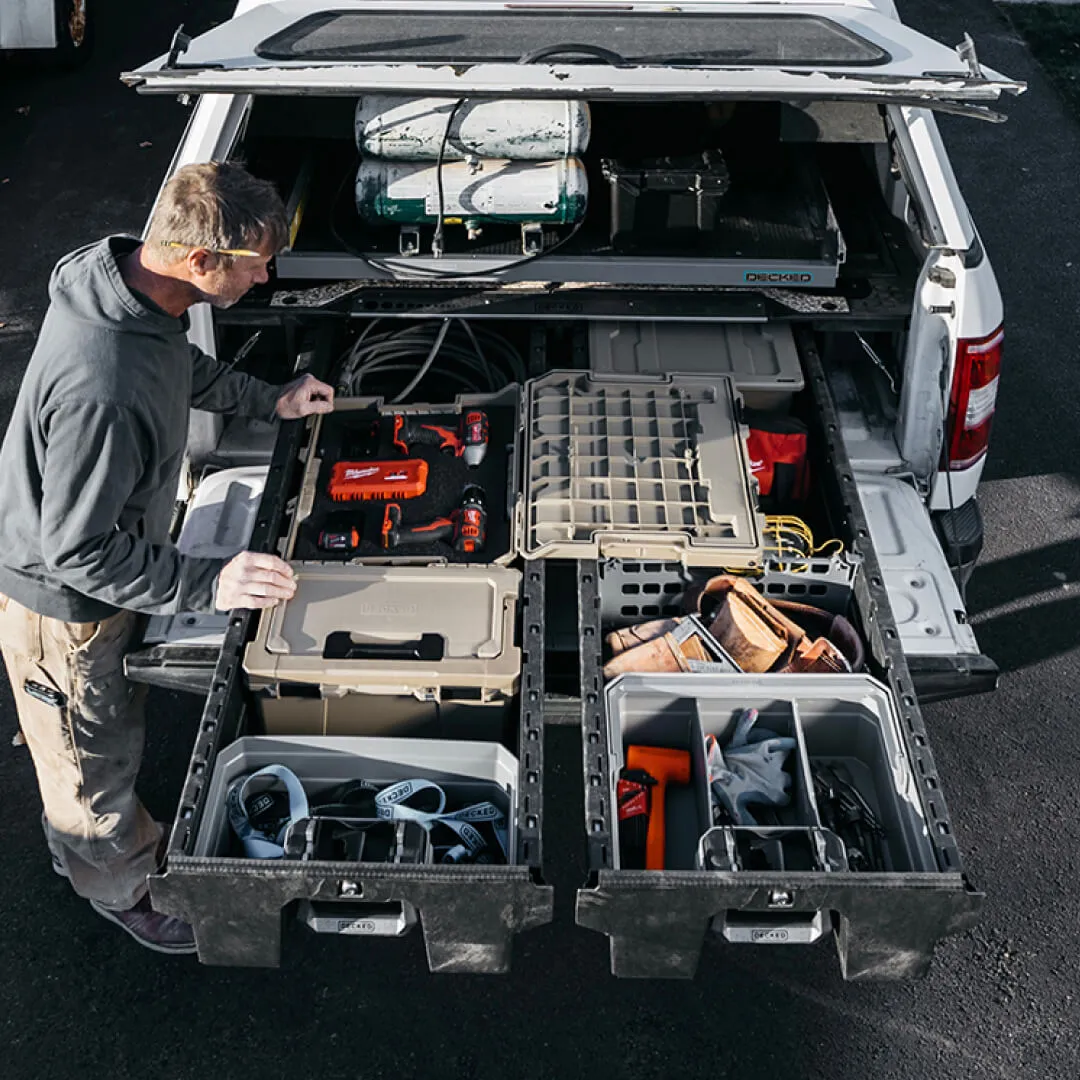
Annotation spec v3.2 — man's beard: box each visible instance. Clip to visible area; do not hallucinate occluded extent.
[198,287,244,310]
[208,293,242,309]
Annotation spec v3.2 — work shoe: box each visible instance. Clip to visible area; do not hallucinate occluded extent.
[89,894,197,955]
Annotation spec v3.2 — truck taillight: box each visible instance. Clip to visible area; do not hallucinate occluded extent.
[946,326,1003,471]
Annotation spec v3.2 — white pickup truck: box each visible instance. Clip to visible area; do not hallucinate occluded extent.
[120,0,1023,979]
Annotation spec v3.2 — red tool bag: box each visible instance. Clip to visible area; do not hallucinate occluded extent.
[744,410,811,512]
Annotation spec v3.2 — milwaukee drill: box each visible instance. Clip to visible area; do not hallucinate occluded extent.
[381,486,487,553]
[392,410,489,468]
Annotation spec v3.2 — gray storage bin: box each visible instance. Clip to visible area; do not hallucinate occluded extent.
[195,734,519,862]
[603,673,937,875]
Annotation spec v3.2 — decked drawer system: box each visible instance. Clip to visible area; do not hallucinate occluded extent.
[142,332,982,977]
[575,343,982,978]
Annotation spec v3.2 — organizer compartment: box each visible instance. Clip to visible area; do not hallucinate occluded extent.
[195,734,519,862]
[523,372,763,567]
[694,697,818,832]
[603,673,936,876]
[603,684,711,871]
[798,691,937,873]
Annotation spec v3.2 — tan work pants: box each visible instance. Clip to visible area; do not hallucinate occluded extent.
[0,593,162,910]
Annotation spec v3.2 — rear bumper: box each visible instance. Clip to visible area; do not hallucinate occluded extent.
[933,498,985,581]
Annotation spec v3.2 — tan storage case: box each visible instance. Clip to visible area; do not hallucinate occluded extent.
[245,391,525,721]
[245,374,763,723]
[244,562,521,700]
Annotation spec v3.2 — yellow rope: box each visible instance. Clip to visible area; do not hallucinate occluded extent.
[759,516,844,573]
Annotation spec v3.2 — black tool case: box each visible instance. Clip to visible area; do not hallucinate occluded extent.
[573,337,983,979]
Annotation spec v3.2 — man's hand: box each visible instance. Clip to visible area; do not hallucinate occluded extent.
[215,551,297,611]
[276,373,334,420]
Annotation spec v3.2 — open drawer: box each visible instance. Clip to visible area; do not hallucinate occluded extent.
[575,554,983,978]
[146,394,552,972]
[572,339,984,979]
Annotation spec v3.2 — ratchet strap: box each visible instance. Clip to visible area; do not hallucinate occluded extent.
[227,767,507,863]
[374,778,508,864]
[227,764,310,859]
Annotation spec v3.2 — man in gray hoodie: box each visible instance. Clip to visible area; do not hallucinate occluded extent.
[0,162,334,954]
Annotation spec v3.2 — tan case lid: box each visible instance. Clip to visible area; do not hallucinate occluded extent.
[522,371,764,566]
[244,563,521,699]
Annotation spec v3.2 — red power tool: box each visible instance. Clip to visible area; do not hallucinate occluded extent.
[381,486,487,553]
[392,410,489,468]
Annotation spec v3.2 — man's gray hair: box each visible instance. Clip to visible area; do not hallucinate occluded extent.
[145,161,288,266]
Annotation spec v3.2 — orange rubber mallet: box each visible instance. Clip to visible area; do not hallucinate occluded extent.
[626,745,691,871]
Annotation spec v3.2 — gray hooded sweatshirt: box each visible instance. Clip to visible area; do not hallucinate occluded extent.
[0,236,282,622]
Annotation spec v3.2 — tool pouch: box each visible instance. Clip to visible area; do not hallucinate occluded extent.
[686,575,806,673]
[771,599,864,673]
[783,635,851,674]
[602,617,713,679]
[605,618,681,657]
[685,577,864,674]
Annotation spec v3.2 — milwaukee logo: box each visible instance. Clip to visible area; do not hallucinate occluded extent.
[743,271,814,284]
[344,466,410,482]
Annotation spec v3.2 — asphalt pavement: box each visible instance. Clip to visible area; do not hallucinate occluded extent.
[0,1,1078,1078]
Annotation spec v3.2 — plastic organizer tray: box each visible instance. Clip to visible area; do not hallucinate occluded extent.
[603,673,937,874]
[523,372,763,567]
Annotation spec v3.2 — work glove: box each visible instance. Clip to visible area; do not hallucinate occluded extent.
[706,708,796,826]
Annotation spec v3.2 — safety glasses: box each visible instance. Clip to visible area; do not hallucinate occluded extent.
[160,240,265,257]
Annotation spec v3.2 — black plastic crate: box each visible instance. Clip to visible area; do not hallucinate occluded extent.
[603,151,732,252]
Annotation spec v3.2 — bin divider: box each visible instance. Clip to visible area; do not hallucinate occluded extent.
[689,699,714,850]
[790,699,823,829]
